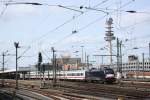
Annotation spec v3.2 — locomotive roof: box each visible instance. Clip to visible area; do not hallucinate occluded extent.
[87,67,113,72]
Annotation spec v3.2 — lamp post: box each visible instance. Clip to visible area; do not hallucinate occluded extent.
[73,51,79,69]
[131,47,139,79]
[100,48,105,65]
[87,55,89,70]
[149,43,150,62]
[2,53,4,87]
[51,47,56,87]
[142,53,145,79]
[14,42,19,89]
[1,50,8,87]
[80,46,84,63]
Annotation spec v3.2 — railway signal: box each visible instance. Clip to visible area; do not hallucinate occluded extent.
[38,52,43,74]
[38,52,44,88]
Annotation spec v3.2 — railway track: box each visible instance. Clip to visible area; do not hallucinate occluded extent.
[52,81,150,100]
[56,82,150,100]
[3,79,150,100]
[119,81,150,90]
[0,88,52,100]
[4,80,99,100]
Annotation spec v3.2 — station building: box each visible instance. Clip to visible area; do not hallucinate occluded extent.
[112,55,150,79]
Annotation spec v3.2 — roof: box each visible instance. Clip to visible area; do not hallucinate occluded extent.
[0,69,29,73]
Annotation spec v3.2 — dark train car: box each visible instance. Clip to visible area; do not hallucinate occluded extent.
[85,68,115,83]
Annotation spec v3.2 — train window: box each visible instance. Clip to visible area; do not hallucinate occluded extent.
[105,69,114,74]
[91,71,104,77]
[72,73,75,76]
[69,74,72,76]
[77,73,82,76]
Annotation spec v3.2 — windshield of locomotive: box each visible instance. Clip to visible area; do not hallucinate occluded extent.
[105,69,114,74]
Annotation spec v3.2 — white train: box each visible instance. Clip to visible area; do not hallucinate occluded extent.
[26,68,116,83]
[28,70,86,80]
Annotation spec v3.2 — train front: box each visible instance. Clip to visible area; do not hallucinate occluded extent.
[104,68,116,83]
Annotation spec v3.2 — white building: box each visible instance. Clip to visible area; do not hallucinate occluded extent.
[112,55,150,78]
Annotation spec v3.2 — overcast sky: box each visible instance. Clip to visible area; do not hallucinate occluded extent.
[0,0,150,69]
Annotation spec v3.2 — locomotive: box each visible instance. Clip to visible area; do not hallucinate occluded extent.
[85,68,116,83]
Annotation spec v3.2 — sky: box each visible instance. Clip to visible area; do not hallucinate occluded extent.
[0,0,150,69]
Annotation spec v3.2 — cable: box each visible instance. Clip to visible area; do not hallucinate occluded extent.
[78,14,107,32]
[0,3,8,18]
[58,5,83,13]
[30,0,110,44]
[93,0,109,7]
[0,0,13,18]
[41,51,51,60]
[22,0,110,57]
[17,46,31,59]
[2,1,117,64]
[52,14,107,46]
[84,7,109,14]
[115,0,122,29]
[117,17,150,31]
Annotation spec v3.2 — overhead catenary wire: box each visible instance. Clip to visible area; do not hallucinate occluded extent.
[1,0,134,48]
[0,0,12,18]
[58,5,83,13]
[1,0,110,67]
[41,51,51,60]
[37,0,136,57]
[0,4,8,18]
[1,0,138,66]
[5,0,132,48]
[17,46,31,59]
[33,0,108,53]
[51,0,135,46]
[21,0,111,56]
[52,14,107,46]
[115,0,122,29]
[29,0,110,44]
[84,7,109,14]
[117,17,150,31]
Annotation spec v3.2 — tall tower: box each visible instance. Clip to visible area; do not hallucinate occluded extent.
[104,18,115,66]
